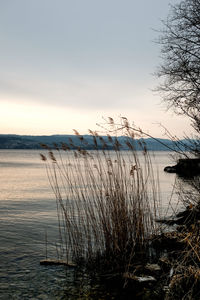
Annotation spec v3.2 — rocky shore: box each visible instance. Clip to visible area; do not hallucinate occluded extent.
[164,158,200,177]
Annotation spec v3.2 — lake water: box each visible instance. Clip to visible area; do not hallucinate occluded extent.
[0,150,182,299]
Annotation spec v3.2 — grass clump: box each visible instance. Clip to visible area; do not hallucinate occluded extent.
[39,118,200,298]
[40,121,160,278]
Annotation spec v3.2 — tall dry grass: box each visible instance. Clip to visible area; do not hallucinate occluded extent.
[165,177,200,299]
[40,124,161,274]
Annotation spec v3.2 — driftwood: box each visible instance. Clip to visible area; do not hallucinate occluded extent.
[40,259,77,267]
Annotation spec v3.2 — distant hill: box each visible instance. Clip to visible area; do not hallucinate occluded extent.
[0,134,194,151]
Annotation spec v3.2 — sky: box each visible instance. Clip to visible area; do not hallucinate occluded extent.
[0,0,193,138]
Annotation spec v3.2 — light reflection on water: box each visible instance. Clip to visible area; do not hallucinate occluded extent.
[0,150,180,299]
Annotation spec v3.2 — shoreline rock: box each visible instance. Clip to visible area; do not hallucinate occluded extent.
[164,158,200,177]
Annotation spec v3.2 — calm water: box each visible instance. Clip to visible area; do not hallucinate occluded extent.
[0,150,181,299]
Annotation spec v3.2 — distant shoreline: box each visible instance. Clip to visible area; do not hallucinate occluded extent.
[0,134,194,151]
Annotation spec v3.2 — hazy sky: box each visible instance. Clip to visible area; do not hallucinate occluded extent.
[0,0,192,137]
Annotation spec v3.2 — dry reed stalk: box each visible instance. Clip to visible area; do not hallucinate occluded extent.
[41,127,161,274]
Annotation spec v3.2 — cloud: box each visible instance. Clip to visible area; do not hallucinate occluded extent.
[0,71,155,112]
[0,0,186,136]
